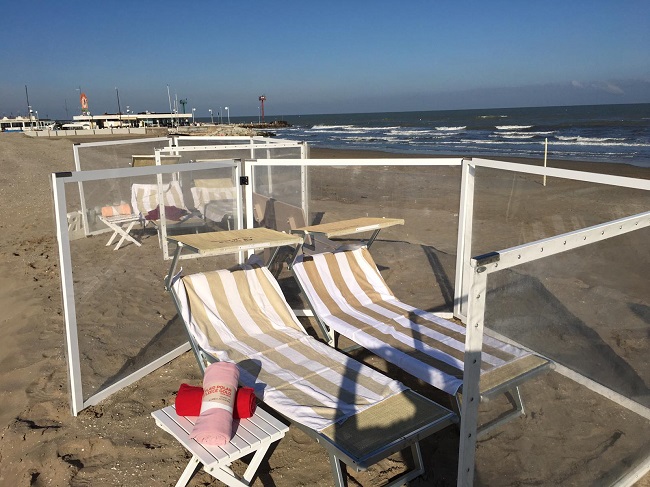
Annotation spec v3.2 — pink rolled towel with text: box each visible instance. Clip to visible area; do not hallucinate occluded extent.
[189,362,240,445]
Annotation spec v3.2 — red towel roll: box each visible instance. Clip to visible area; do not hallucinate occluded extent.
[233,387,257,419]
[175,384,257,419]
[175,383,204,416]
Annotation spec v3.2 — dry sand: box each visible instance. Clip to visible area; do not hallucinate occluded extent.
[0,133,648,486]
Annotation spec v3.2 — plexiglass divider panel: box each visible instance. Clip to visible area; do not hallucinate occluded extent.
[53,161,245,415]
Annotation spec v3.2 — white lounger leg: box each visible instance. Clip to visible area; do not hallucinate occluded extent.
[175,454,202,487]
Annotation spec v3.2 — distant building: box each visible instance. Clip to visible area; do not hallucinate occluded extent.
[72,112,192,128]
[1,116,55,132]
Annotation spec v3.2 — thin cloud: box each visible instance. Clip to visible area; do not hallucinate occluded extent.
[590,81,625,95]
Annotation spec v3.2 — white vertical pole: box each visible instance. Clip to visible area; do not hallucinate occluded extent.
[52,173,85,416]
[453,158,476,322]
[242,159,254,263]
[543,138,548,187]
[457,260,488,486]
[73,143,91,237]
[301,143,310,225]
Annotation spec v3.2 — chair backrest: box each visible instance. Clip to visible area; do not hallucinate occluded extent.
[131,180,186,216]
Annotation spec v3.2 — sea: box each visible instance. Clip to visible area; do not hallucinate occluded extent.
[264,103,650,168]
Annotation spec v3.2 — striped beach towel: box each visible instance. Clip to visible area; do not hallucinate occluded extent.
[293,247,546,396]
[172,265,405,432]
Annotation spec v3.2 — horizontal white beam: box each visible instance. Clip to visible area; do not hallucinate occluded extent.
[54,159,236,183]
[74,136,169,149]
[248,157,463,167]
[471,158,650,191]
[81,342,191,411]
[474,210,650,273]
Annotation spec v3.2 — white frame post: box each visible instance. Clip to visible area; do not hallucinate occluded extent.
[454,158,476,322]
[52,172,84,415]
[456,255,489,486]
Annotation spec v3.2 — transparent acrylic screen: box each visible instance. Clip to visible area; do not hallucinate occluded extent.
[470,166,649,485]
[76,139,169,171]
[253,162,462,320]
[63,164,240,402]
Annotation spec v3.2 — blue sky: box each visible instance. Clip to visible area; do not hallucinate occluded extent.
[1,1,649,119]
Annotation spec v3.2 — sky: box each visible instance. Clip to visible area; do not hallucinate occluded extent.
[1,1,649,120]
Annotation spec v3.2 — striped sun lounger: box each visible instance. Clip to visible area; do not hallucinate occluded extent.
[292,246,552,435]
[170,263,456,486]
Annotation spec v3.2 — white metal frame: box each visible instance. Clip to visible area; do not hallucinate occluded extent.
[52,160,240,416]
[454,157,650,322]
[453,157,650,486]
[54,154,649,486]
[72,137,172,237]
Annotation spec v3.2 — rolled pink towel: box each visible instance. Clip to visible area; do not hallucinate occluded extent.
[190,362,240,445]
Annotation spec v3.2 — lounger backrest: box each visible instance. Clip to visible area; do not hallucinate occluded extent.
[190,178,235,216]
[131,180,186,216]
[172,264,406,432]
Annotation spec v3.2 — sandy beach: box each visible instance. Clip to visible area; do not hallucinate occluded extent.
[0,132,648,486]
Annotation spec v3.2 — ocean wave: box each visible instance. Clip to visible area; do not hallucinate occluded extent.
[435,126,466,131]
[555,135,626,142]
[551,140,648,147]
[311,124,355,129]
[388,129,438,136]
[496,125,533,130]
[499,134,535,139]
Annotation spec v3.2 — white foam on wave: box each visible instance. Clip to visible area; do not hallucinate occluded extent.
[496,125,533,130]
[435,126,466,131]
[552,140,647,147]
[311,124,355,129]
[556,135,626,143]
[388,128,438,136]
[499,134,535,139]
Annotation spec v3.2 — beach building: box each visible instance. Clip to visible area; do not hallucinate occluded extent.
[72,112,192,129]
[0,115,55,132]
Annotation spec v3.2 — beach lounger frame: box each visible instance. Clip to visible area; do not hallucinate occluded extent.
[291,245,552,437]
[164,229,456,486]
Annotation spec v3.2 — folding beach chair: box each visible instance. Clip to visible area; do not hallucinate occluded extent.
[292,246,552,436]
[190,178,236,229]
[98,203,142,250]
[168,261,456,487]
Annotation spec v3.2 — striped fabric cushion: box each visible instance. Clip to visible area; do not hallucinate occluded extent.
[190,185,235,221]
[293,247,533,396]
[131,180,186,216]
[173,265,405,432]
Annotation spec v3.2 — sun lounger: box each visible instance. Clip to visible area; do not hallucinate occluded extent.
[167,240,456,486]
[291,246,552,435]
